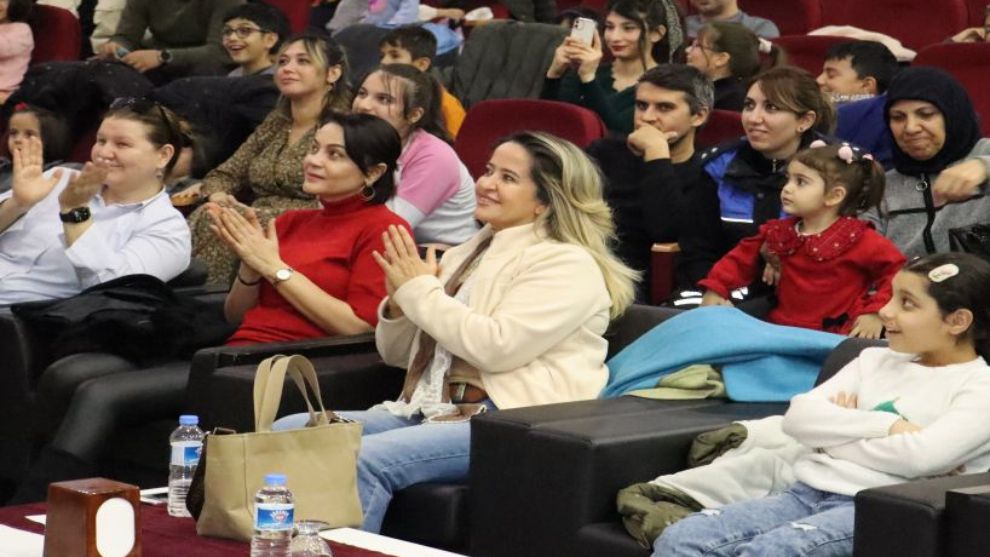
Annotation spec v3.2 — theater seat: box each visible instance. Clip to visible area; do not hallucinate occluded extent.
[28,5,82,63]
[263,0,310,33]
[696,109,743,149]
[820,0,968,51]
[773,34,853,76]
[740,0,821,36]
[965,0,989,26]
[454,98,607,178]
[913,43,990,137]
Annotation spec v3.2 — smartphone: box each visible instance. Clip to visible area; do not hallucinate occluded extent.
[570,17,596,46]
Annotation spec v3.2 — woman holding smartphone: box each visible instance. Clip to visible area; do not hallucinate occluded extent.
[542,0,682,134]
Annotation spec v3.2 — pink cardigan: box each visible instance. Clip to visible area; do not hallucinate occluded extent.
[0,22,33,95]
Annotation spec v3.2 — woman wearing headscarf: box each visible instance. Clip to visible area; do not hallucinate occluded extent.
[868,67,990,257]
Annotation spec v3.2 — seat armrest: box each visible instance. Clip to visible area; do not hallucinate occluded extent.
[650,243,680,305]
[945,483,990,557]
[469,399,784,557]
[854,473,990,557]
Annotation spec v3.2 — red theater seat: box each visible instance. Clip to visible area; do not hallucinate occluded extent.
[821,0,968,51]
[913,42,990,137]
[773,34,852,76]
[28,5,81,63]
[740,0,822,36]
[454,99,607,178]
[263,0,310,33]
[966,0,989,26]
[696,109,743,149]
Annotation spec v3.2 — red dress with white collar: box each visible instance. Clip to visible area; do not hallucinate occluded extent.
[698,216,905,333]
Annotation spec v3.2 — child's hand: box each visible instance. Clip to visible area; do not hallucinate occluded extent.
[828,391,858,408]
[701,290,733,307]
[758,243,781,285]
[888,418,922,435]
[849,313,884,339]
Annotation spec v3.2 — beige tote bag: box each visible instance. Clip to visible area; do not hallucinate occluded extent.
[195,354,364,541]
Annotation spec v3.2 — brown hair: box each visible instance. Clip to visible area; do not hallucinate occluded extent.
[698,22,786,82]
[792,144,885,216]
[752,66,836,135]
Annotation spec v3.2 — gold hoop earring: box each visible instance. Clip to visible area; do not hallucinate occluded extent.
[360,184,375,201]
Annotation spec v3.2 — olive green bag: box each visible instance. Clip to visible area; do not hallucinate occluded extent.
[194,354,363,541]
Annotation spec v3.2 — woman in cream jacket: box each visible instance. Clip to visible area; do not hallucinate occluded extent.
[276,131,638,532]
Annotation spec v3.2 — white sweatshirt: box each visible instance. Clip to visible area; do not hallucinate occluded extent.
[783,347,990,496]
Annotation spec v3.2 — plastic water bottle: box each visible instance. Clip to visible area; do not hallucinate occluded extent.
[167,414,204,517]
[251,473,295,557]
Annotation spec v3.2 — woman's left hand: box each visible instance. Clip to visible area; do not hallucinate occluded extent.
[58,162,109,211]
[932,159,988,205]
[207,204,282,276]
[373,225,439,292]
[849,313,884,339]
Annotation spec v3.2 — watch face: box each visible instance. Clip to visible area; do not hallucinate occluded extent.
[275,268,293,282]
[60,206,92,223]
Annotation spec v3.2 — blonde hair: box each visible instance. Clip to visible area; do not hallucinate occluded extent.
[500,132,639,318]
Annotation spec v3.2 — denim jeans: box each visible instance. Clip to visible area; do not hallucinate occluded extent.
[652,482,855,557]
[273,403,494,533]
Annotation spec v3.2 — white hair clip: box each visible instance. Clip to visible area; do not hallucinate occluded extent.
[929,264,960,283]
[757,38,773,54]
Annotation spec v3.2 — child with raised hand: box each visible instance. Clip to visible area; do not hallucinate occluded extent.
[0,103,73,193]
[657,252,990,557]
[699,142,905,338]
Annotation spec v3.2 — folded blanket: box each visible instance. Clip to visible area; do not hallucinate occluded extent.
[603,307,844,401]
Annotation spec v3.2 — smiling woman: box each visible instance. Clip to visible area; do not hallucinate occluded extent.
[867,67,990,258]
[187,33,353,285]
[0,99,190,305]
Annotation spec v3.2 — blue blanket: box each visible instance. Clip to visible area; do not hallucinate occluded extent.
[602,307,845,402]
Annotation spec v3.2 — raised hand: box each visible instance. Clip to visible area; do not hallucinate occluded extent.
[372,225,439,293]
[58,162,108,210]
[207,204,282,276]
[627,126,677,161]
[11,136,63,211]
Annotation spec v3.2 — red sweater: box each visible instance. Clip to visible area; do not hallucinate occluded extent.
[698,216,905,334]
[227,195,409,345]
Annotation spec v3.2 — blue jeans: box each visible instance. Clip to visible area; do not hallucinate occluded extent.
[652,482,855,557]
[273,403,494,533]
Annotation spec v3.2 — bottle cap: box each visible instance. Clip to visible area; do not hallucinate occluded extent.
[178,415,199,426]
[264,473,287,486]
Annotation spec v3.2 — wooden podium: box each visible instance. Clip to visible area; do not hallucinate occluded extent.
[44,478,142,557]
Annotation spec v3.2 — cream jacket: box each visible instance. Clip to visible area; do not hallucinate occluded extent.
[375,222,612,409]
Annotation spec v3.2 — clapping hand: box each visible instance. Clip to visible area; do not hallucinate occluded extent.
[372,225,439,296]
[58,163,108,211]
[207,204,281,276]
[849,313,884,339]
[10,136,64,211]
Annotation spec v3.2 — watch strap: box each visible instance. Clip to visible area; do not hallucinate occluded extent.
[59,206,92,224]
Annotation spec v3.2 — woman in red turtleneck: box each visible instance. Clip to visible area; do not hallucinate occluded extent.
[211,112,409,344]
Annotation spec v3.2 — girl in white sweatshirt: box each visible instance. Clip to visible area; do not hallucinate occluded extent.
[654,252,990,557]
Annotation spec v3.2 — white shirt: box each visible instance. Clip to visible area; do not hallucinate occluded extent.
[0,167,191,305]
[783,347,990,496]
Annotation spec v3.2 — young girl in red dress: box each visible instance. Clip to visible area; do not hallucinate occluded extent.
[699,142,905,338]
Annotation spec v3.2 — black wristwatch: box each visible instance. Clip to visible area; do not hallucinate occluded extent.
[159,49,173,65]
[59,206,92,224]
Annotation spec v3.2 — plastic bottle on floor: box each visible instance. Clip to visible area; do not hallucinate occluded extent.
[167,414,204,517]
[251,473,295,557]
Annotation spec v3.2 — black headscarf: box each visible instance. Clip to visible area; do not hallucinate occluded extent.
[884,66,982,177]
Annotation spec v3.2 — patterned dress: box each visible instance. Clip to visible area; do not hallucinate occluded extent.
[188,109,320,285]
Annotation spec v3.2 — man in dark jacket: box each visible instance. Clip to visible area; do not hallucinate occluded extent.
[587,65,713,301]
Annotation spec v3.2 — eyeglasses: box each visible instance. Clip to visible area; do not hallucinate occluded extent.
[222,26,268,39]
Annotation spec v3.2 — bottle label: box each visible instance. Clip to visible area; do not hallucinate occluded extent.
[254,503,294,531]
[170,441,202,467]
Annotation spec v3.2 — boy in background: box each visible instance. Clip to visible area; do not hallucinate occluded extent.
[380,25,466,138]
